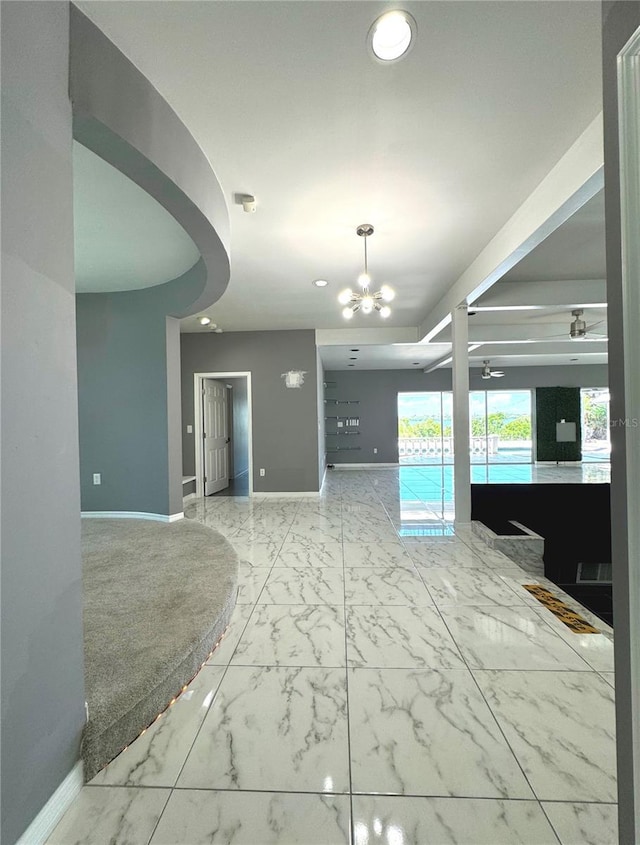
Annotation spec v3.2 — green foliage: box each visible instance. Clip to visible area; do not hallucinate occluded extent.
[487,412,507,434]
[401,412,531,442]
[399,417,442,438]
[471,417,485,436]
[582,394,608,440]
[501,416,532,440]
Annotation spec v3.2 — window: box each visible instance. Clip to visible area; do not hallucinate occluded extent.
[398,390,532,466]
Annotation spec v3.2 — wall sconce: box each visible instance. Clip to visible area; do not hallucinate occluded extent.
[281,370,306,389]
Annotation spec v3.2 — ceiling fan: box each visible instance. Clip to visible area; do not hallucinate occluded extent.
[481,360,505,379]
[567,309,606,340]
[528,308,607,340]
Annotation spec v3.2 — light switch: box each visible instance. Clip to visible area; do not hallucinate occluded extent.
[187,424,193,434]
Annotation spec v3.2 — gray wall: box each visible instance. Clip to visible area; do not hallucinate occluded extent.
[602,3,640,840]
[324,365,609,464]
[181,331,320,493]
[224,377,250,478]
[317,355,326,485]
[1,4,86,842]
[77,265,203,516]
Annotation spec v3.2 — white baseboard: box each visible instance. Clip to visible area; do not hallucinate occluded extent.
[16,761,83,845]
[81,511,184,523]
[253,491,321,498]
[328,463,399,470]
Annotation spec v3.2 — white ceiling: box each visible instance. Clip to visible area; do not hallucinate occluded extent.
[76,1,605,369]
[320,342,452,371]
[499,191,606,284]
[74,141,200,292]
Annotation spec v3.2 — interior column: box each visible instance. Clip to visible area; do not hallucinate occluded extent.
[452,303,471,524]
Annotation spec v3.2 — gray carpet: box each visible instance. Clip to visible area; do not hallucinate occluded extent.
[81,517,238,781]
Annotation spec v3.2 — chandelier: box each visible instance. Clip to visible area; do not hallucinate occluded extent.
[338,224,395,319]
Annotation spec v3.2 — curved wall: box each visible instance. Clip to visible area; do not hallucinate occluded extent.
[71,8,231,517]
[70,6,230,317]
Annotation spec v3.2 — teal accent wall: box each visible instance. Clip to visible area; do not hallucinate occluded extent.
[535,387,582,461]
[76,264,204,516]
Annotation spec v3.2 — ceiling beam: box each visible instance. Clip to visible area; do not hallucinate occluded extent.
[418,113,604,343]
[467,340,606,358]
[435,321,607,344]
[473,278,606,310]
[423,343,484,373]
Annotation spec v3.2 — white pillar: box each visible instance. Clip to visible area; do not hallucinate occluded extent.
[452,304,471,524]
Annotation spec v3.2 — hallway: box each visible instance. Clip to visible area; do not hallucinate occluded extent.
[49,470,617,844]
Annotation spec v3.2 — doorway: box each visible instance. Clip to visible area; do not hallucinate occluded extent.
[194,372,253,498]
[580,387,611,461]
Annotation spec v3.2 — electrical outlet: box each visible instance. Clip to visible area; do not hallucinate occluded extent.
[259,468,266,477]
[84,701,89,724]
[373,448,378,454]
[93,473,101,485]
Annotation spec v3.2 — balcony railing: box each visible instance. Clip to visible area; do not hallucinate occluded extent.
[398,436,500,457]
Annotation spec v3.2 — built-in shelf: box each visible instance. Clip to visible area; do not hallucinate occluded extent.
[324,399,360,405]
[324,384,361,456]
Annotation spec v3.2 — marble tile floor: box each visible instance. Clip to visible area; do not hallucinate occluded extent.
[49,469,617,844]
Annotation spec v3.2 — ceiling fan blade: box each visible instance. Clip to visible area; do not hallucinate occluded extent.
[527,309,572,320]
[584,320,605,332]
[491,371,505,377]
[527,332,571,339]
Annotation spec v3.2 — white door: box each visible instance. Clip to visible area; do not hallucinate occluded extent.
[203,380,229,495]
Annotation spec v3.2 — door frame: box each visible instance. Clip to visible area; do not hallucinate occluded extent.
[194,371,253,498]
[616,23,640,840]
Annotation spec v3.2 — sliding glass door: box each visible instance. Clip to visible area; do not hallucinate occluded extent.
[581,388,611,461]
[398,392,452,465]
[470,390,532,464]
[399,389,532,465]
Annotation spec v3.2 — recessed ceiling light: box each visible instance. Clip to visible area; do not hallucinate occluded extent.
[369,10,416,63]
[350,357,357,360]
[313,279,329,287]
[348,364,355,367]
[351,348,360,352]
[198,316,211,326]
[570,358,578,362]
[412,362,420,365]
